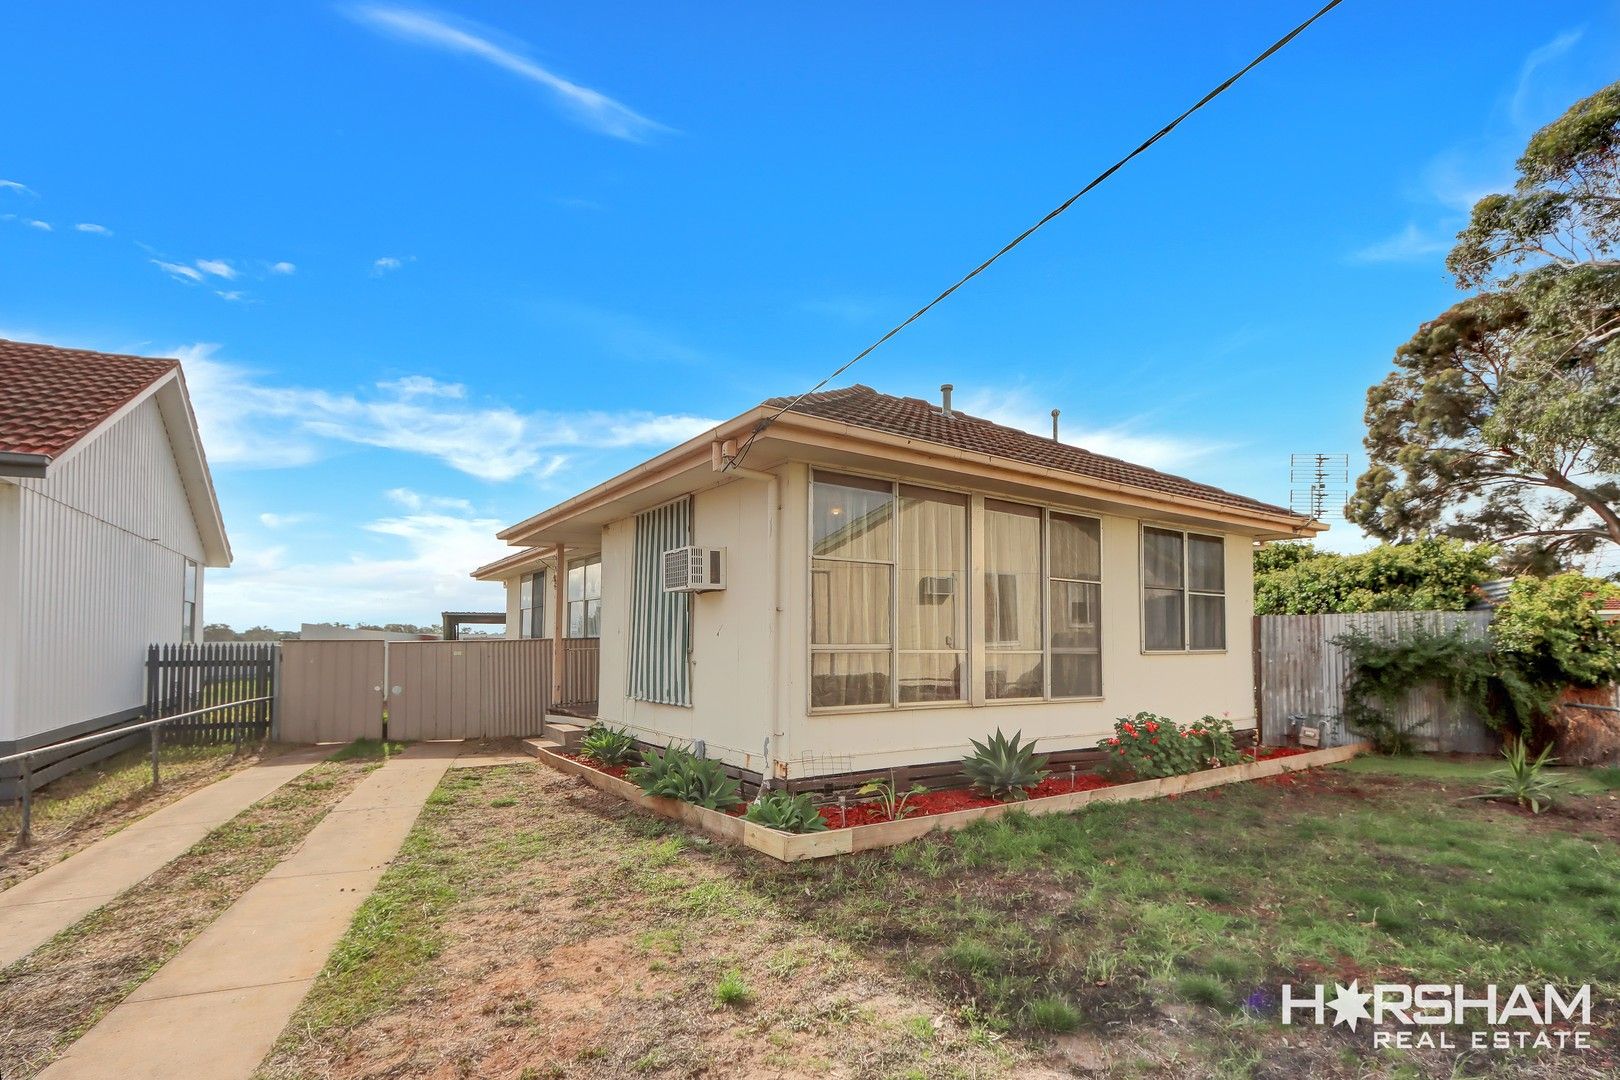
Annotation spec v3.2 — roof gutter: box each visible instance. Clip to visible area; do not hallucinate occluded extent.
[0,452,50,478]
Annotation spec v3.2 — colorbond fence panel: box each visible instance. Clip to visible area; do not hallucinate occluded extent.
[384,639,552,740]
[560,638,599,705]
[277,640,385,743]
[1257,611,1497,752]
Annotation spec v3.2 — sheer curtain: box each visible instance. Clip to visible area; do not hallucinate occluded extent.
[983,500,1042,699]
[811,475,893,707]
[897,486,967,702]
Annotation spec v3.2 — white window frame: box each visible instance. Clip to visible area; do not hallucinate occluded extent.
[566,555,602,640]
[519,569,547,638]
[181,559,199,644]
[806,470,1105,713]
[1139,524,1227,654]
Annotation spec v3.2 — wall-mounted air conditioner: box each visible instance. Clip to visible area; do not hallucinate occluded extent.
[918,576,956,602]
[663,546,726,592]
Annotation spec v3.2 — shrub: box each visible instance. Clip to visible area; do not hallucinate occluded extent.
[1097,713,1243,779]
[743,790,828,833]
[856,776,928,821]
[627,745,742,811]
[1491,574,1620,690]
[1466,741,1567,814]
[962,729,1049,801]
[579,724,637,766]
[1254,537,1496,616]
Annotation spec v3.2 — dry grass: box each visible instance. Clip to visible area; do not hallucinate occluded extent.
[0,741,296,891]
[0,755,381,1079]
[257,764,1038,1080]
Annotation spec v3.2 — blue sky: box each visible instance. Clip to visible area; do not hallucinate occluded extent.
[2,2,1615,627]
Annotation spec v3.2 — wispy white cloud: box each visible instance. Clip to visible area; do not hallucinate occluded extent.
[214,289,248,303]
[348,6,669,142]
[258,511,313,529]
[270,260,297,275]
[196,258,237,280]
[152,259,206,283]
[371,255,412,275]
[0,179,34,196]
[208,502,510,628]
[1510,28,1584,127]
[75,222,112,235]
[1348,222,1454,265]
[25,219,51,231]
[386,487,474,512]
[177,343,719,482]
[957,388,1224,472]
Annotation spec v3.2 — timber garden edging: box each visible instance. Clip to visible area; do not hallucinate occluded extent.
[531,741,1369,862]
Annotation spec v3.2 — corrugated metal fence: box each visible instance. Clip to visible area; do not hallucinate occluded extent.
[1257,611,1499,752]
[560,638,599,705]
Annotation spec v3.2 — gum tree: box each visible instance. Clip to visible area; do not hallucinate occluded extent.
[1348,83,1620,572]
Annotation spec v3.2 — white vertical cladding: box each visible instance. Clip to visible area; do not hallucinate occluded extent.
[502,574,522,637]
[596,477,776,772]
[10,399,207,742]
[0,482,21,740]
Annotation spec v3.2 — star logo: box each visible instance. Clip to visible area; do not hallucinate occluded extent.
[1327,981,1374,1030]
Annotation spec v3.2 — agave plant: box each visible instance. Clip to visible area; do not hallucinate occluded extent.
[743,790,828,833]
[857,776,928,821]
[579,724,637,766]
[1466,741,1566,814]
[628,744,742,810]
[962,728,1049,801]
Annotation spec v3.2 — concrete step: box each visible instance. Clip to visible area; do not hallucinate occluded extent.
[521,737,564,758]
[541,721,587,750]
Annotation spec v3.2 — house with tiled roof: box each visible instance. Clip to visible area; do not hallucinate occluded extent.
[0,338,230,782]
[474,383,1324,783]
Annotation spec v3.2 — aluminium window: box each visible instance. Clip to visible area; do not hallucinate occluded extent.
[566,556,602,638]
[519,570,546,638]
[181,560,199,643]
[1142,526,1225,652]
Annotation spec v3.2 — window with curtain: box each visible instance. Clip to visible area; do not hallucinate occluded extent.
[983,500,1043,700]
[898,486,967,703]
[810,474,894,708]
[1048,512,1102,697]
[567,556,602,638]
[519,570,546,638]
[1142,527,1225,651]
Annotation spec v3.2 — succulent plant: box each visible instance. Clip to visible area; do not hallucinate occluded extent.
[743,790,828,832]
[962,728,1049,801]
[628,744,743,810]
[579,723,637,766]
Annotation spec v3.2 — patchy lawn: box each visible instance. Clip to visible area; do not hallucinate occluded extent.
[0,751,389,1078]
[733,757,1620,1078]
[0,741,294,891]
[256,764,1029,1080]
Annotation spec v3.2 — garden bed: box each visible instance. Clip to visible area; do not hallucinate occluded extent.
[533,741,1367,861]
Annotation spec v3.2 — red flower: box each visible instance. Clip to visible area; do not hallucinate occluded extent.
[1118,747,1126,755]
[1146,721,1159,733]
[1150,737,1159,745]
[1107,737,1120,746]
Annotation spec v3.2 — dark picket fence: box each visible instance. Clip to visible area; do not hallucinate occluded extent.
[146,642,277,745]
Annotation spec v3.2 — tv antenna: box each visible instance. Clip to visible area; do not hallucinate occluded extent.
[1289,453,1348,519]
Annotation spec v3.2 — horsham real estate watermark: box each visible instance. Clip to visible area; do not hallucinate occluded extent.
[1280,981,1594,1050]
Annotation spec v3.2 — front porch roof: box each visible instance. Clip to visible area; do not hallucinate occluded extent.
[489,386,1327,557]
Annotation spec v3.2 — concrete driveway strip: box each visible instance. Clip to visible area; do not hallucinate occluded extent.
[0,744,334,969]
[38,741,461,1080]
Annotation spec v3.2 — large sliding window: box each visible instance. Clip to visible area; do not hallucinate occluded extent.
[809,472,1101,711]
[810,475,971,708]
[519,570,546,638]
[1142,526,1225,652]
[566,556,601,638]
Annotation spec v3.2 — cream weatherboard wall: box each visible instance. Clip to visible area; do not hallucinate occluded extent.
[0,398,205,744]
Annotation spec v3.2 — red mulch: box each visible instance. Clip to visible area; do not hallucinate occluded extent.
[563,746,1309,831]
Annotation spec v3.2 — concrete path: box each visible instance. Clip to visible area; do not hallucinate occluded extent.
[0,745,334,969]
[39,741,461,1080]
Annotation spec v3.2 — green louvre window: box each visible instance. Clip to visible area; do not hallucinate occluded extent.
[629,497,693,707]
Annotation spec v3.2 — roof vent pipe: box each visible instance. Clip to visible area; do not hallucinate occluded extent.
[940,383,954,417]
[1051,409,1061,441]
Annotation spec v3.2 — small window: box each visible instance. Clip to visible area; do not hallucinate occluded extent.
[181,560,199,643]
[519,570,546,638]
[1142,527,1225,652]
[566,557,602,639]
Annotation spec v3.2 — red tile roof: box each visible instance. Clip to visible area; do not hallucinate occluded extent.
[1604,595,1620,612]
[0,338,177,459]
[765,385,1299,520]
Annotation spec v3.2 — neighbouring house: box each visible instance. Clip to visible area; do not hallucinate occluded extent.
[473,384,1323,783]
[0,338,231,790]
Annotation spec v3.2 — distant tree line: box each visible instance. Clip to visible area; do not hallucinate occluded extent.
[203,621,445,642]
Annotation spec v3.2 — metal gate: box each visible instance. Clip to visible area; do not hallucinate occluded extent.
[277,640,386,743]
[385,639,552,740]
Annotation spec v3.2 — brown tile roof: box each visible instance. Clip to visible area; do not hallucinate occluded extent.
[0,338,177,460]
[764,384,1299,520]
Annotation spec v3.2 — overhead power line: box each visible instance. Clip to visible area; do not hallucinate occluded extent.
[727,0,1345,470]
